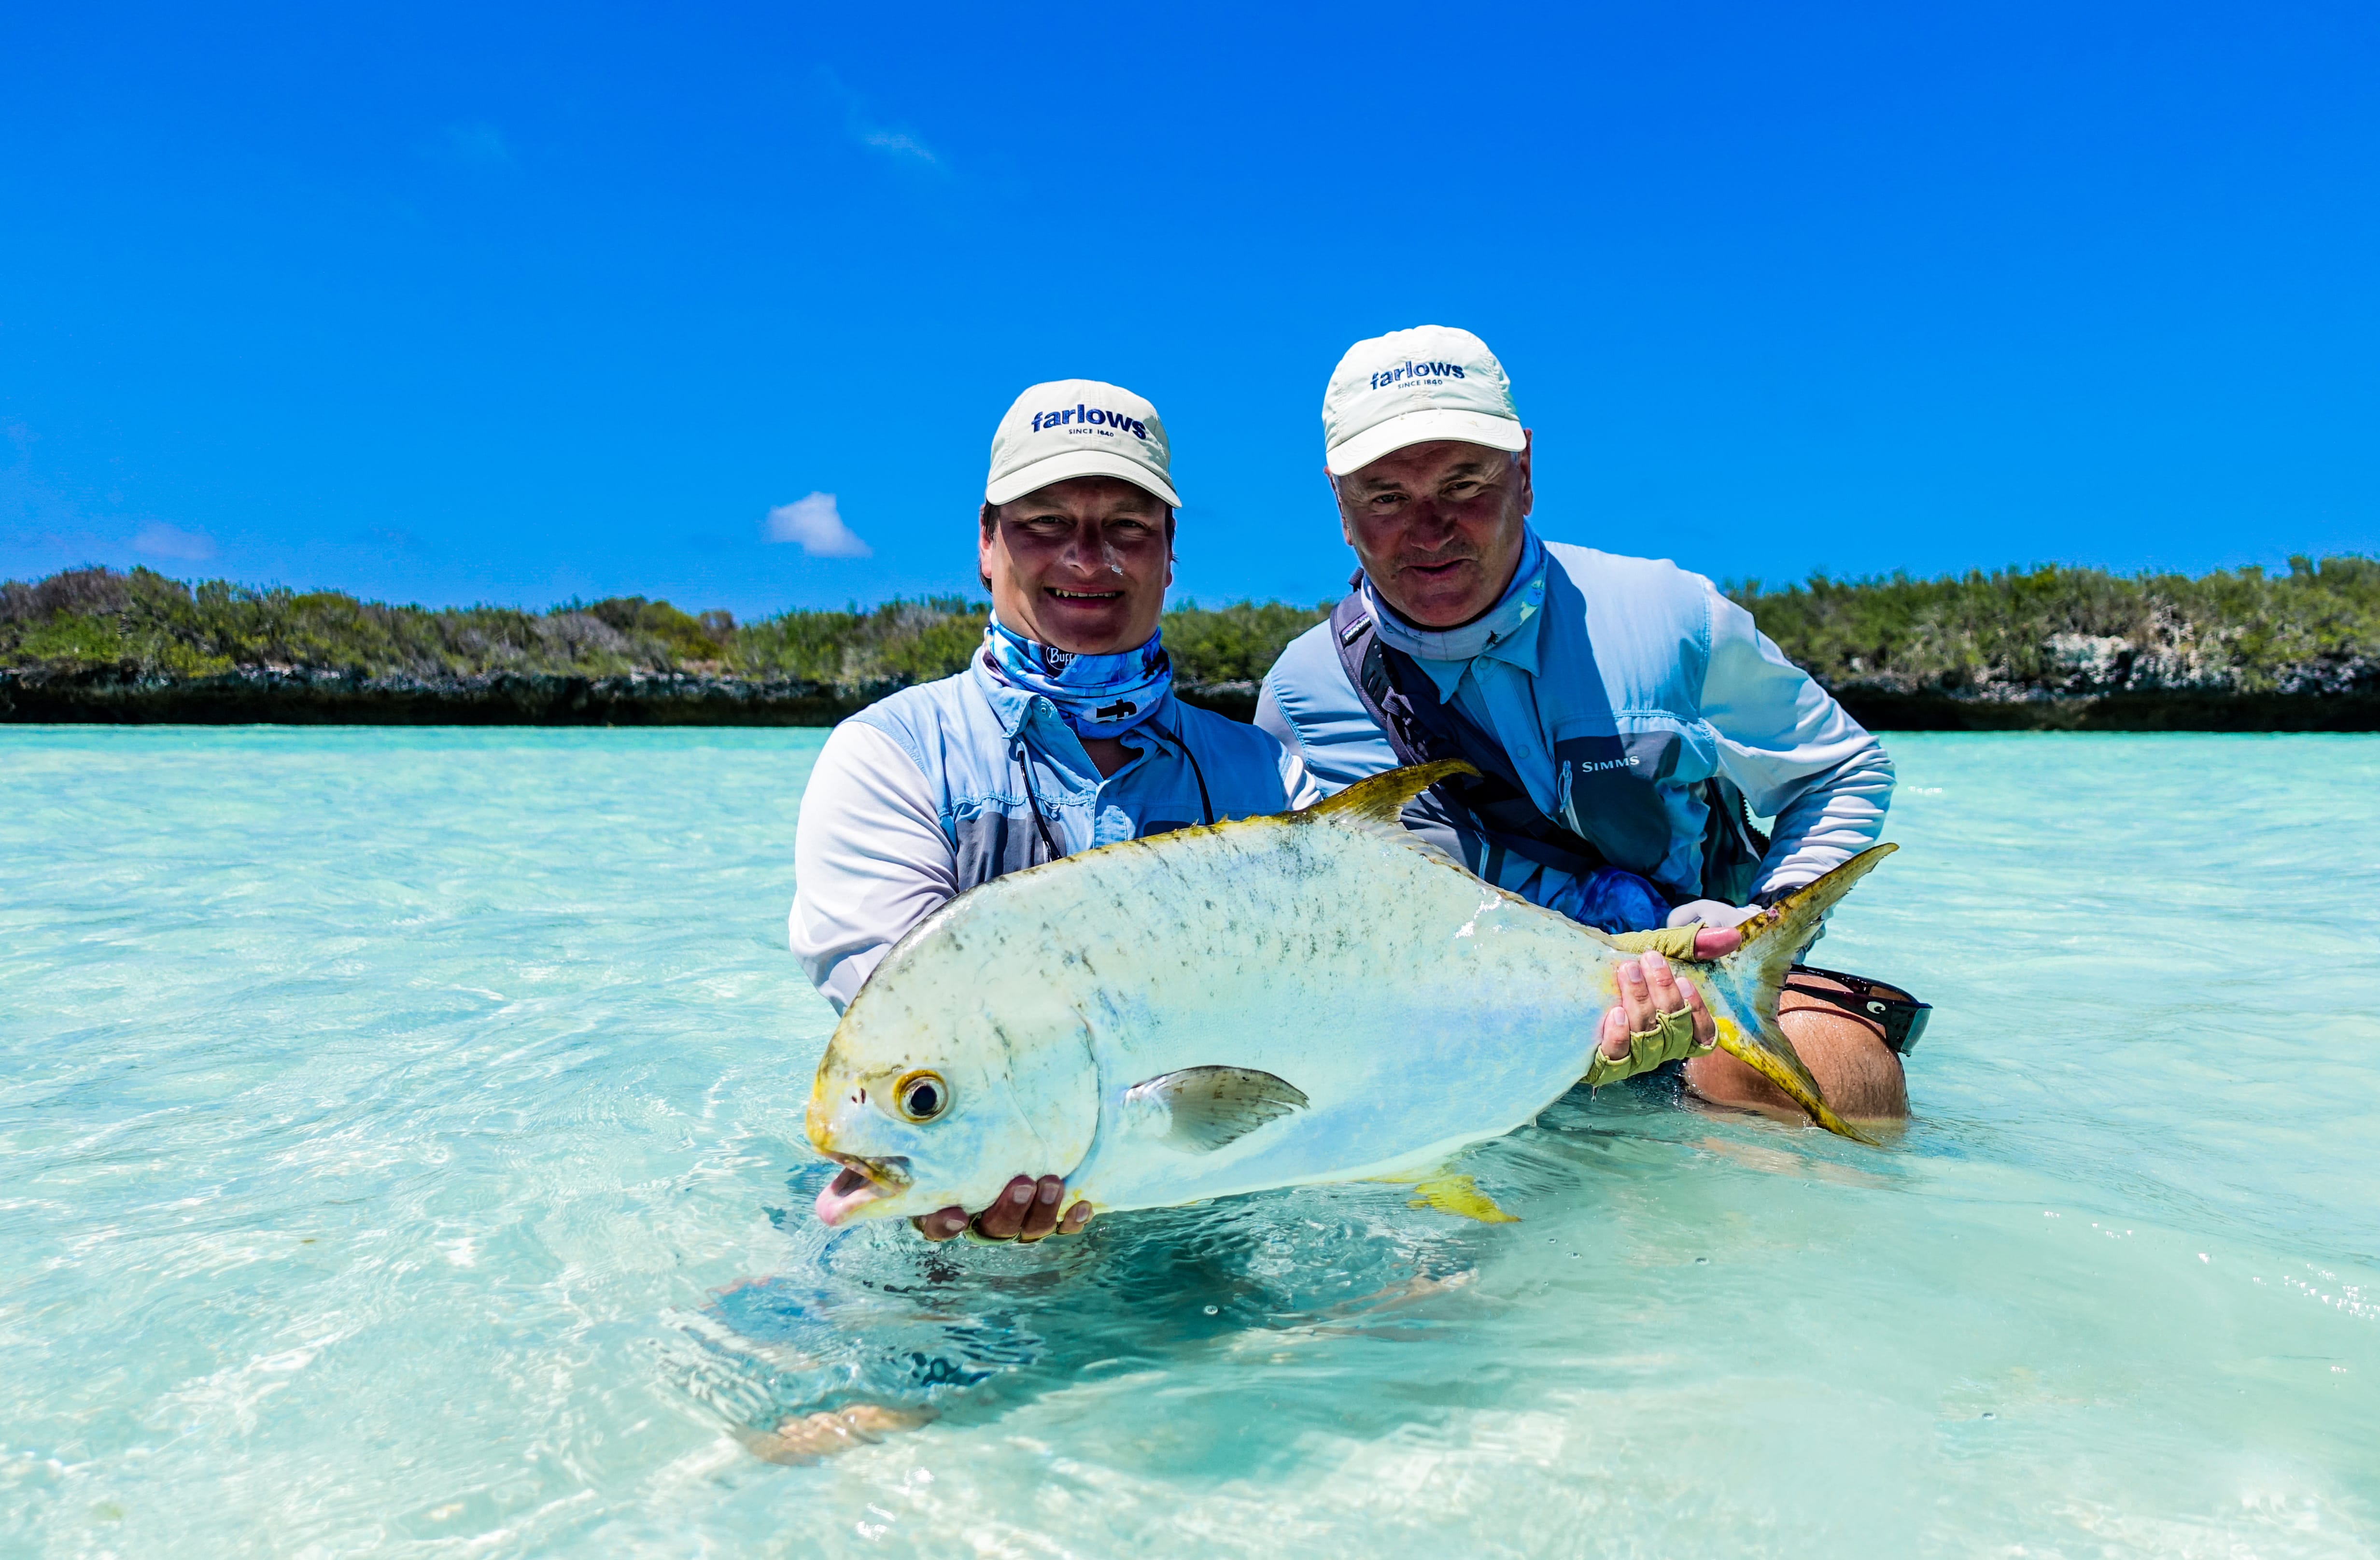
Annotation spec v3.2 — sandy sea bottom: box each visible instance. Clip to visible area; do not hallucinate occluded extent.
[2,728,2375,1558]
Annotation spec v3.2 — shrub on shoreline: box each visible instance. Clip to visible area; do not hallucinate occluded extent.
[4,558,2375,701]
[1730,556,2380,698]
[0,568,1337,696]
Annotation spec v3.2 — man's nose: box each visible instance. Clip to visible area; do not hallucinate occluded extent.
[1404,499,1456,540]
[1059,525,1119,574]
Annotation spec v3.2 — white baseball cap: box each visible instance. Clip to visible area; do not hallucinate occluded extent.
[1321,325,1526,477]
[985,379,1181,509]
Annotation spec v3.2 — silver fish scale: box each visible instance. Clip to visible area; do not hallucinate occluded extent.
[811,795,1642,1223]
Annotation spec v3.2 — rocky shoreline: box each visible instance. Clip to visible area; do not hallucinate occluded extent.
[0,665,1273,727]
[1827,686,2380,732]
[8,561,2375,733]
[4,665,2373,731]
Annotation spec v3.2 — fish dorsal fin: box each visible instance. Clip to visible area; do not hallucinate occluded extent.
[1300,760,1479,837]
[1124,1066,1310,1152]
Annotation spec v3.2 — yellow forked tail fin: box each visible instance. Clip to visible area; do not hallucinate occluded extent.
[1704,844,1899,1146]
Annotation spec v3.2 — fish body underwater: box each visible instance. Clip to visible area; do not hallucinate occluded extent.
[808,761,1894,1228]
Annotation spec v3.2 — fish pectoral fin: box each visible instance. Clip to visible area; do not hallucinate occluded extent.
[1124,1066,1309,1152]
[1401,1172,1520,1224]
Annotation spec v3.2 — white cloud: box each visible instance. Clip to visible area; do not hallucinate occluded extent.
[132,522,216,562]
[816,68,945,172]
[764,493,872,558]
[857,127,939,166]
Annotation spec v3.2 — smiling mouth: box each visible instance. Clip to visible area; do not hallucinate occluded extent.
[1045,587,1123,602]
[814,1153,910,1227]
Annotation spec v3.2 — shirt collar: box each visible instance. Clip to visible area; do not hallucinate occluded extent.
[1404,608,1544,699]
[1365,528,1549,694]
[969,650,1038,739]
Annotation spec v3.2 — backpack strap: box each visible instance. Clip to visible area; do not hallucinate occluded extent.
[1697,773,1773,906]
[1329,587,1609,878]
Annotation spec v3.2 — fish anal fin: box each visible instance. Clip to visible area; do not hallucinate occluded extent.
[1301,760,1478,835]
[1404,1172,1520,1224]
[1126,1066,1309,1152]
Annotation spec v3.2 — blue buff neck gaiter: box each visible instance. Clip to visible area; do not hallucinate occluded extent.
[979,616,1173,740]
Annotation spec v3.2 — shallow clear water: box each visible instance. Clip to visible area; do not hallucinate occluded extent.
[3,728,2376,1558]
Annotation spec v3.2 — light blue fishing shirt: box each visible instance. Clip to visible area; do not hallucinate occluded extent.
[1257,532,1893,921]
[1361,528,1564,813]
[793,654,1318,1010]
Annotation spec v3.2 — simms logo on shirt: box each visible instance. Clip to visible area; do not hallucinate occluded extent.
[1031,404,1150,438]
[1368,360,1467,390]
[1573,755,1641,775]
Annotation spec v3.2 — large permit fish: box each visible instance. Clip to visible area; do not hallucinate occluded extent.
[808,761,1893,1228]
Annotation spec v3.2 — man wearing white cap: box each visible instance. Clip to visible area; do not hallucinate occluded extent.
[792,379,1320,1242]
[1258,328,1915,1120]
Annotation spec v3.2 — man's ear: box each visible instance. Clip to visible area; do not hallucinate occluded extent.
[978,502,1000,593]
[1514,433,1535,520]
[1328,470,1359,549]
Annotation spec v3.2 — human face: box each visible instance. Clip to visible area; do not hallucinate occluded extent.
[1333,436,1533,629]
[979,476,1174,655]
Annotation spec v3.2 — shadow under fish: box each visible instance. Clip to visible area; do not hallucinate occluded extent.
[680,1162,1526,1463]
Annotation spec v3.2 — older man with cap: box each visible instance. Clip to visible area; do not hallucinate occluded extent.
[1258,327,1918,1120]
[792,378,1320,1243]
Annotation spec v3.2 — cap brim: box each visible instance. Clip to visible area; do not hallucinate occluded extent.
[1324,409,1526,478]
[985,450,1181,509]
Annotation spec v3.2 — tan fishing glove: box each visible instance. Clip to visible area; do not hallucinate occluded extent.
[1604,924,1708,961]
[1583,923,1719,1086]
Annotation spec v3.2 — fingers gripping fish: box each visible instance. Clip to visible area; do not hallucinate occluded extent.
[808,761,1894,1229]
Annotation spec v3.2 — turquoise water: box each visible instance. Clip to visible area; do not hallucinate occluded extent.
[3,728,2376,1557]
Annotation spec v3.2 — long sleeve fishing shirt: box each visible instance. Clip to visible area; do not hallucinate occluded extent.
[1255,540,1893,916]
[792,658,1320,1012]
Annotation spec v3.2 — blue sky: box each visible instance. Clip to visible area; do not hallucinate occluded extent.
[3,1,2375,618]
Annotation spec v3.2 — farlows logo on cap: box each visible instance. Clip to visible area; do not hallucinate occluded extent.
[1321,325,1525,477]
[987,379,1180,508]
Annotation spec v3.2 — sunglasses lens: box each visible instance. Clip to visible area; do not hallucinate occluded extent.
[1888,1004,1932,1056]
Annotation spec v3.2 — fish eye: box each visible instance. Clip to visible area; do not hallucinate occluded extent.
[894,1070,949,1123]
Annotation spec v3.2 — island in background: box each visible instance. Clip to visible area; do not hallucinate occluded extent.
[4,557,2376,731]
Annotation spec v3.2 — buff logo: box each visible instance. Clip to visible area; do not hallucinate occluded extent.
[1369,360,1467,390]
[1031,404,1149,439]
[1573,755,1640,775]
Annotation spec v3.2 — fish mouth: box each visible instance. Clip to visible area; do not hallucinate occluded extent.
[815,1153,910,1227]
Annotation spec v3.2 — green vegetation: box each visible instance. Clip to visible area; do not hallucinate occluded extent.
[0,567,1332,697]
[1730,556,2380,697]
[5,557,2376,703]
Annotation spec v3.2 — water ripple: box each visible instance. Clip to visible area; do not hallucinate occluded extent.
[3,727,2375,1556]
